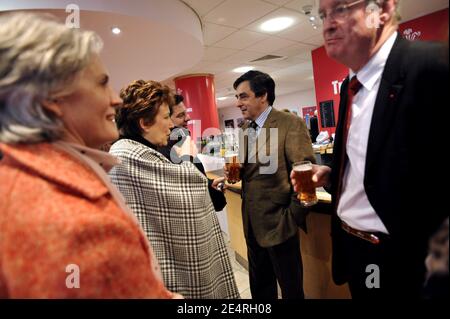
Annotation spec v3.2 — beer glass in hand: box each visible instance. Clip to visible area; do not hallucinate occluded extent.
[293,161,318,207]
[225,154,241,184]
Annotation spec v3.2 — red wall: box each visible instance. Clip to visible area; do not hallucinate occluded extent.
[311,8,449,136]
[174,74,220,144]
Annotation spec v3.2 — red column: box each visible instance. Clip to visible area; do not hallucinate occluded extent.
[174,74,220,144]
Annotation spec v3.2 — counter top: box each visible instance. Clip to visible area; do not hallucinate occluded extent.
[206,170,331,205]
[313,143,333,154]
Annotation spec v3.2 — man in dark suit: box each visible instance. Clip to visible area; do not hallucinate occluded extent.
[231,70,314,299]
[291,0,448,298]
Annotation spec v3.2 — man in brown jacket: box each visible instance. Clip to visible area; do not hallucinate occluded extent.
[233,70,314,299]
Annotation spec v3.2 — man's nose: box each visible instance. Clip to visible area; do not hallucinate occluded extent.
[322,17,337,35]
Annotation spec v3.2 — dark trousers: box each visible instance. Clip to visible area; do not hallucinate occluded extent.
[246,221,304,299]
[341,230,425,299]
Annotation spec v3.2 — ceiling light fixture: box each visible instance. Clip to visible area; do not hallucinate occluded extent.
[232,66,254,73]
[217,97,228,101]
[301,4,320,30]
[260,17,294,32]
[111,27,121,35]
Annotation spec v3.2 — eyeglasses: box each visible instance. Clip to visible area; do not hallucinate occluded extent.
[318,0,365,22]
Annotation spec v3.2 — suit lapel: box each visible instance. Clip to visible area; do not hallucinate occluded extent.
[330,77,349,194]
[365,36,408,176]
[257,108,277,157]
[241,122,249,164]
[242,108,277,179]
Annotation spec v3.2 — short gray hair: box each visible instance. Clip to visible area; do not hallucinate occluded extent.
[0,12,103,143]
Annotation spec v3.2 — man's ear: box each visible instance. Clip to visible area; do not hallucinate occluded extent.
[41,99,63,117]
[139,118,150,132]
[260,92,268,103]
[378,0,396,25]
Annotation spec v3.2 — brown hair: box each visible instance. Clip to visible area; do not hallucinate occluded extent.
[116,80,174,137]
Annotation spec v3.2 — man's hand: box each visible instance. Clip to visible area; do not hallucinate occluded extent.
[173,136,198,158]
[211,177,227,192]
[223,164,229,181]
[290,164,331,192]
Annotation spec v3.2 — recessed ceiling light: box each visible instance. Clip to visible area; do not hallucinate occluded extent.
[111,27,121,35]
[217,97,228,101]
[232,66,254,73]
[260,17,294,32]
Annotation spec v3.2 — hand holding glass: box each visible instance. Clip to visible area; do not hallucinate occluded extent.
[225,154,241,184]
[292,161,318,207]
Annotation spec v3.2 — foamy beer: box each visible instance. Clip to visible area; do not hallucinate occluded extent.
[293,161,318,207]
[225,154,241,184]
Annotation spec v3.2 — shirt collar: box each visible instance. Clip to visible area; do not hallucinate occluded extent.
[254,106,273,129]
[350,32,398,91]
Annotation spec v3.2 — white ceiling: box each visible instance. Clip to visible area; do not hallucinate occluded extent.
[1,0,449,109]
[176,0,449,108]
[0,0,204,92]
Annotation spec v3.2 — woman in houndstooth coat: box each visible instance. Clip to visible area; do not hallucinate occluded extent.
[109,80,239,299]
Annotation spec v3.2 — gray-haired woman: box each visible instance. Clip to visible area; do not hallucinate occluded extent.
[0,12,178,298]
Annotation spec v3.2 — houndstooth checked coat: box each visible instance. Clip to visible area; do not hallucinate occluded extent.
[109,139,239,299]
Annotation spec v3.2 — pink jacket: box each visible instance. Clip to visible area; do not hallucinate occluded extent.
[0,143,173,298]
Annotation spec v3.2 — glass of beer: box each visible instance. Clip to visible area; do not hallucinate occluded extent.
[293,161,318,207]
[225,154,241,184]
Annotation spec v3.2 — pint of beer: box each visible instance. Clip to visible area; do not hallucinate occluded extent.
[225,155,241,184]
[293,161,318,207]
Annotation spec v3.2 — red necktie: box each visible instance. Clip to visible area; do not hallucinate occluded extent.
[335,76,362,207]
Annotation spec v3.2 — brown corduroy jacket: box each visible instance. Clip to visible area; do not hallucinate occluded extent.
[240,108,315,248]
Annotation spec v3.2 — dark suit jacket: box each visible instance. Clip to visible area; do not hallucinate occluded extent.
[240,108,315,248]
[330,36,449,285]
[309,116,319,142]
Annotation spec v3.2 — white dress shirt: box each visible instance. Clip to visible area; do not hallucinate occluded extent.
[337,32,398,234]
[254,106,273,136]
